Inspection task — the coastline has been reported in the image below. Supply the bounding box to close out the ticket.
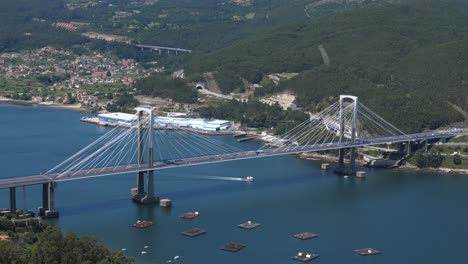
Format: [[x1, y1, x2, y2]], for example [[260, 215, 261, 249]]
[[397, 164, 468, 175], [0, 97, 90, 112], [299, 151, 468, 175], [298, 152, 368, 166]]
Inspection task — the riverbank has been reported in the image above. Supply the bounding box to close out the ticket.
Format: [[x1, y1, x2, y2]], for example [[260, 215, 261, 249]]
[[300, 151, 468, 174], [298, 152, 367, 166], [398, 164, 468, 174], [0, 97, 90, 112]]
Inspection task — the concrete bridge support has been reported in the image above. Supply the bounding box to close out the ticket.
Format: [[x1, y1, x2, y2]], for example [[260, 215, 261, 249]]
[[407, 141, 412, 155], [9, 187, 16, 214], [132, 108, 158, 204], [132, 172, 146, 201], [350, 147, 357, 172], [338, 148, 345, 167], [335, 95, 358, 175], [45, 182, 59, 218], [141, 170, 158, 204], [38, 183, 49, 217]]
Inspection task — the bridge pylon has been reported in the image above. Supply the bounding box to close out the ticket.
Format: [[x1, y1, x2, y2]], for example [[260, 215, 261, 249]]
[[336, 95, 359, 175], [131, 108, 159, 204]]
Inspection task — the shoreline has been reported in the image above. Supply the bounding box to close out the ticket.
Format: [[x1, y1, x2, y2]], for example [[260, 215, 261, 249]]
[[298, 152, 368, 166], [0, 97, 91, 112], [396, 164, 468, 175], [299, 151, 468, 175]]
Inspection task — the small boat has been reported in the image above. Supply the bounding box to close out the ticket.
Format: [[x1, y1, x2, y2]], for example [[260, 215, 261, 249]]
[[244, 176, 254, 182], [97, 121, 108, 126]]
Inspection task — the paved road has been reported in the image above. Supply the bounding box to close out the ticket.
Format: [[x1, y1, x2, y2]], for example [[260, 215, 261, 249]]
[[0, 130, 464, 189]]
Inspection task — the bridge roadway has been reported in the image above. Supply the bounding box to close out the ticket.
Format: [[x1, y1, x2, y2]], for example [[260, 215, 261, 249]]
[[135, 44, 192, 53], [0, 131, 462, 190]]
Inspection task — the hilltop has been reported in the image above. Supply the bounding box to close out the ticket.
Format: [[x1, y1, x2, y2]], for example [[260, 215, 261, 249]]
[[186, 0, 468, 132]]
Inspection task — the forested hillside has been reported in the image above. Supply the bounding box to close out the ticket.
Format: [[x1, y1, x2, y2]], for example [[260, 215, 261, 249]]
[[186, 0, 468, 132], [0, 0, 87, 52]]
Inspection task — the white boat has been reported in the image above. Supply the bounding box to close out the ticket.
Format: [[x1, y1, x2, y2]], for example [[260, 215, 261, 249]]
[[244, 176, 254, 182]]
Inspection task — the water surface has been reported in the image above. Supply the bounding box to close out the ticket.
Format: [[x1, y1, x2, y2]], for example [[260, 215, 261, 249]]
[[1, 103, 467, 264]]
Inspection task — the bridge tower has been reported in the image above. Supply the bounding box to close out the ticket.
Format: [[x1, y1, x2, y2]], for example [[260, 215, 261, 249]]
[[337, 95, 359, 174], [131, 108, 159, 204]]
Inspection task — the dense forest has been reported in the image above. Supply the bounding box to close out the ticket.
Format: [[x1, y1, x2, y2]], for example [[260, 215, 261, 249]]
[[198, 100, 308, 134], [0, 217, 133, 264], [0, 0, 467, 133], [136, 75, 198, 104], [0, 0, 88, 52], [186, 0, 468, 132]]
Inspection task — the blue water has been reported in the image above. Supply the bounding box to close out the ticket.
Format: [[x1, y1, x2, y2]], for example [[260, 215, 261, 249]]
[[1, 103, 468, 264]]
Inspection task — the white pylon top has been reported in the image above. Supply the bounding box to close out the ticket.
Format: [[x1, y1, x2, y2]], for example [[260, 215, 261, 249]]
[[339, 95, 358, 102], [135, 107, 154, 115]]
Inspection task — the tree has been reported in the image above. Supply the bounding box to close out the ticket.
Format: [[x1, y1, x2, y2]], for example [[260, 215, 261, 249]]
[[453, 153, 462, 165]]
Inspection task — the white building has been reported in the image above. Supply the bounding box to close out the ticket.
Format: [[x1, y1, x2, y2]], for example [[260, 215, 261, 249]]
[[97, 112, 231, 131]]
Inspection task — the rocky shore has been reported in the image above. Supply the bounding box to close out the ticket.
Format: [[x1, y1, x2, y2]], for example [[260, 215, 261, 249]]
[[0, 97, 89, 112]]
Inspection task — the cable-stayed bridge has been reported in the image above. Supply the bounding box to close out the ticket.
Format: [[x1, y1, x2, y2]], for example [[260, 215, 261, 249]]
[[0, 95, 465, 218]]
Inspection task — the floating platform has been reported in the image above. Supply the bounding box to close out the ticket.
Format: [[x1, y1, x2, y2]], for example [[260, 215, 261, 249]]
[[238, 221, 260, 229], [237, 136, 257, 142], [132, 220, 154, 229], [292, 252, 319, 262], [182, 228, 206, 237], [293, 232, 318, 240], [160, 198, 172, 208], [321, 163, 330, 170], [356, 171, 366, 178], [233, 133, 247, 138], [180, 211, 200, 219], [354, 248, 381, 256], [222, 242, 246, 252]]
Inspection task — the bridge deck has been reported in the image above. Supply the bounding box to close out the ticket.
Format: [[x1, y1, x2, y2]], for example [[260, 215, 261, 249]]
[[0, 131, 460, 189], [135, 44, 192, 52]]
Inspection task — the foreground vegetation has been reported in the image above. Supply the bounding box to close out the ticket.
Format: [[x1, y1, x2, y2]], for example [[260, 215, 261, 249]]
[[0, 216, 133, 264]]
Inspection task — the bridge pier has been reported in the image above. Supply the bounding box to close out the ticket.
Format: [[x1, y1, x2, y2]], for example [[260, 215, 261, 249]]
[[9, 187, 16, 214], [424, 139, 428, 152], [132, 172, 146, 202], [38, 183, 49, 217], [132, 108, 158, 204], [338, 149, 345, 167], [407, 141, 412, 155], [350, 147, 357, 172], [45, 182, 59, 218], [334, 95, 359, 175], [141, 170, 158, 204]]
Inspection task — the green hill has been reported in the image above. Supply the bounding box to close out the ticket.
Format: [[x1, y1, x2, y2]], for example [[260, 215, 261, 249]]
[[186, 0, 468, 132]]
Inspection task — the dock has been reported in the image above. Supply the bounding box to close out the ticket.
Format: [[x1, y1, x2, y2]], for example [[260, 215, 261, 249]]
[[182, 228, 206, 237], [233, 133, 247, 138], [237, 136, 258, 142], [354, 248, 381, 256], [293, 232, 318, 240], [238, 221, 261, 229], [292, 252, 319, 262], [222, 242, 246, 252], [160, 198, 172, 208]]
